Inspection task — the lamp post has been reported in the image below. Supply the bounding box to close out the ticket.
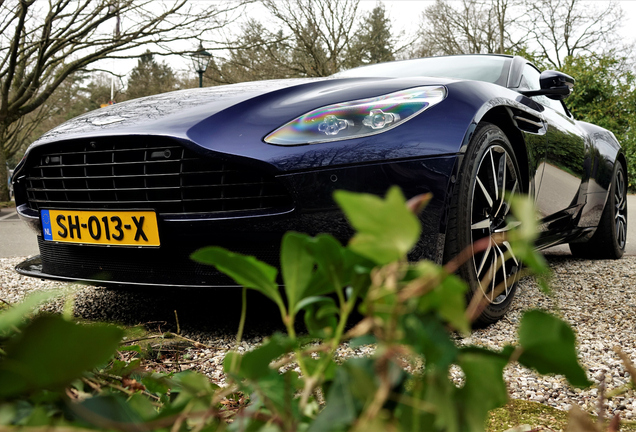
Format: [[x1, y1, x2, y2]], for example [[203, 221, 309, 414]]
[[191, 43, 212, 88]]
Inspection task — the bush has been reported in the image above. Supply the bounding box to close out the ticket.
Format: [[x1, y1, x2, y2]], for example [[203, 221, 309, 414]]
[[0, 187, 590, 431]]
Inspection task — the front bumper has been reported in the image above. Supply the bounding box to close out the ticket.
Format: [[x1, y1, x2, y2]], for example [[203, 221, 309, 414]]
[[15, 155, 458, 287]]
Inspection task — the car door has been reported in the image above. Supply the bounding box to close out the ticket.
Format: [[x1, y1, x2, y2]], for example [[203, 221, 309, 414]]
[[519, 63, 588, 237]]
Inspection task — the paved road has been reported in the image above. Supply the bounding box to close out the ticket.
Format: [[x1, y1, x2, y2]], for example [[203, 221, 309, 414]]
[[0, 207, 38, 258], [1, 196, 636, 258]]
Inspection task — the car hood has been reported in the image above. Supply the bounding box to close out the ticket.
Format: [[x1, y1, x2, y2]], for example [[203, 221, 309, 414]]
[[32, 78, 322, 145], [30, 76, 456, 148]]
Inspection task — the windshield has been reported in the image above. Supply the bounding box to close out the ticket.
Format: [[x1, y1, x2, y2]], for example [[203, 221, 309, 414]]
[[333, 55, 511, 86]]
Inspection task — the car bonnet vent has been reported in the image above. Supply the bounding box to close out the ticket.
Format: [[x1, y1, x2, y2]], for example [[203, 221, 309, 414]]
[[24, 137, 294, 215]]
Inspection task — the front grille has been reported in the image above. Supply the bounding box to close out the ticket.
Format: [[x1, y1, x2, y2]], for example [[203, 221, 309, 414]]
[[25, 137, 293, 215]]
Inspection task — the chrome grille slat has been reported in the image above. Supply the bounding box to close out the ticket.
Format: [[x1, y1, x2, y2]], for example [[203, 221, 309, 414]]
[[37, 145, 183, 156], [25, 138, 293, 215]]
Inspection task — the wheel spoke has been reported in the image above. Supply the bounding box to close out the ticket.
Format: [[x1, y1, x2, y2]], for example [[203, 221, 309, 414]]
[[617, 173, 625, 200], [489, 149, 499, 201], [476, 176, 493, 207], [494, 220, 521, 233], [500, 179, 518, 217], [476, 239, 492, 276], [489, 252, 497, 302], [616, 200, 625, 212], [502, 241, 519, 266], [618, 220, 626, 245], [494, 243, 508, 296], [494, 152, 507, 216], [471, 218, 491, 230]]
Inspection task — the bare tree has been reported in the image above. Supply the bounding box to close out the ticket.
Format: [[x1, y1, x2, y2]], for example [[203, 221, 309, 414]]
[[206, 19, 298, 85], [0, 0, 245, 201], [415, 0, 525, 57], [260, 0, 360, 77], [523, 0, 622, 68]]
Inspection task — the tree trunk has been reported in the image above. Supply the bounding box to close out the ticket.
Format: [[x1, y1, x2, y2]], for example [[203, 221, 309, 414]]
[[0, 149, 9, 202]]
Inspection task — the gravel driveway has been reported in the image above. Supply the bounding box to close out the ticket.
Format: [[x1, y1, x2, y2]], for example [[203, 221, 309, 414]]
[[1, 252, 635, 417]]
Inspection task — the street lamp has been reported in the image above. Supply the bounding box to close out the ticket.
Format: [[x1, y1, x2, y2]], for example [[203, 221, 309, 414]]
[[191, 43, 212, 88]]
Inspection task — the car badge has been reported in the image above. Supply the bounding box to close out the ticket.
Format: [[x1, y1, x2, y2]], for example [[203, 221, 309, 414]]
[[92, 116, 126, 126]]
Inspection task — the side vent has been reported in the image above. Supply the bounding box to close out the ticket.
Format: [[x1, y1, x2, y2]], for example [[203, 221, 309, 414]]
[[511, 109, 546, 135]]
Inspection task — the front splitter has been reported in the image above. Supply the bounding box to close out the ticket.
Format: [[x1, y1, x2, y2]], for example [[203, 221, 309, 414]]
[[14, 255, 242, 289]]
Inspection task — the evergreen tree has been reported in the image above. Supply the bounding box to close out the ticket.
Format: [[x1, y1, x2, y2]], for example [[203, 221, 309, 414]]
[[347, 3, 395, 68], [127, 51, 180, 99]]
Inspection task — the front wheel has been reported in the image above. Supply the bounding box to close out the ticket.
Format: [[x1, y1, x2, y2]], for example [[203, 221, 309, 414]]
[[569, 162, 627, 259], [445, 123, 522, 326]]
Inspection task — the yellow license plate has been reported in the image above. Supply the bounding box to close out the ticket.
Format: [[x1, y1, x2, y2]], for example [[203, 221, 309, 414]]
[[41, 209, 160, 247]]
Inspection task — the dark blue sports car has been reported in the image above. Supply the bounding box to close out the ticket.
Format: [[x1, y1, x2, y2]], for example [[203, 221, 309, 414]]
[[12, 54, 627, 324]]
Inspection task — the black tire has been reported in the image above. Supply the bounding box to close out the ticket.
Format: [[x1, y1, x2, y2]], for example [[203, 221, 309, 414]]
[[569, 162, 627, 259], [445, 123, 523, 326]]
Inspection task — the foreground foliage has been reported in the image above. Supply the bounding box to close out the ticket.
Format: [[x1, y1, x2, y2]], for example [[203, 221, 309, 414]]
[[0, 188, 593, 431]]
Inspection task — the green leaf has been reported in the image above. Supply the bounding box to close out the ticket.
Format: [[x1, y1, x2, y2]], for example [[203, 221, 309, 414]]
[[0, 404, 17, 425], [402, 314, 458, 370], [172, 370, 219, 396], [0, 316, 123, 398], [414, 262, 469, 334], [294, 295, 331, 314], [304, 357, 337, 383], [238, 333, 295, 380], [126, 393, 159, 421], [306, 234, 347, 294], [141, 373, 170, 395], [350, 335, 376, 348], [280, 232, 315, 314], [309, 358, 377, 432], [0, 290, 59, 335], [517, 310, 591, 387], [253, 369, 302, 418], [303, 246, 373, 301], [457, 348, 509, 431], [191, 246, 283, 307], [334, 186, 421, 265], [106, 359, 141, 377], [119, 345, 142, 354], [75, 393, 144, 425], [423, 368, 460, 432], [304, 297, 338, 338], [394, 380, 436, 432], [507, 195, 551, 293]]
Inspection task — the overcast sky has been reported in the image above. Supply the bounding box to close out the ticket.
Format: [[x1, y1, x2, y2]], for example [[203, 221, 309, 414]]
[[374, 0, 636, 40], [104, 0, 636, 83]]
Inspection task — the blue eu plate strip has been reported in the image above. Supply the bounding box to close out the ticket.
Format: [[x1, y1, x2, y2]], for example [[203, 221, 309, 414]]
[[41, 209, 53, 241]]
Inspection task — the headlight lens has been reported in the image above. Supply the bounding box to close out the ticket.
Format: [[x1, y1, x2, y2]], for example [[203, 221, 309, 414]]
[[264, 86, 446, 145]]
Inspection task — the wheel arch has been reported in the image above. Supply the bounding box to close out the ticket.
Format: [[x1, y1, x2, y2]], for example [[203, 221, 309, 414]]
[[475, 106, 531, 194]]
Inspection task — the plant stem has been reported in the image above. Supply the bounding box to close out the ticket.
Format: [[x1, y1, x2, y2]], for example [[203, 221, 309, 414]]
[[236, 287, 247, 345], [300, 295, 356, 409], [174, 310, 181, 335]]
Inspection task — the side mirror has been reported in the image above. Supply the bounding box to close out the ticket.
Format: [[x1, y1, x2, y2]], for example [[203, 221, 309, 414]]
[[518, 70, 575, 100], [540, 70, 574, 100]]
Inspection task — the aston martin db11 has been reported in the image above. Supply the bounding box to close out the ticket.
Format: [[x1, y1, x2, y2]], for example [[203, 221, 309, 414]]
[[12, 54, 627, 323]]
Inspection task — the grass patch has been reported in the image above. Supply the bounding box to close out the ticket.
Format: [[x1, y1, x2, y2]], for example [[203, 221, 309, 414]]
[[488, 399, 636, 432], [123, 324, 151, 342], [488, 400, 569, 432], [0, 200, 15, 208]]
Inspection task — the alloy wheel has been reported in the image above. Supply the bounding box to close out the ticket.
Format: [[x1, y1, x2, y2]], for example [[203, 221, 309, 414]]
[[470, 145, 521, 305], [615, 168, 627, 250]]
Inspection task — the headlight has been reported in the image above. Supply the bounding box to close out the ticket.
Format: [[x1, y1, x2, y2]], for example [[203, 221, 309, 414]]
[[264, 86, 446, 146]]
